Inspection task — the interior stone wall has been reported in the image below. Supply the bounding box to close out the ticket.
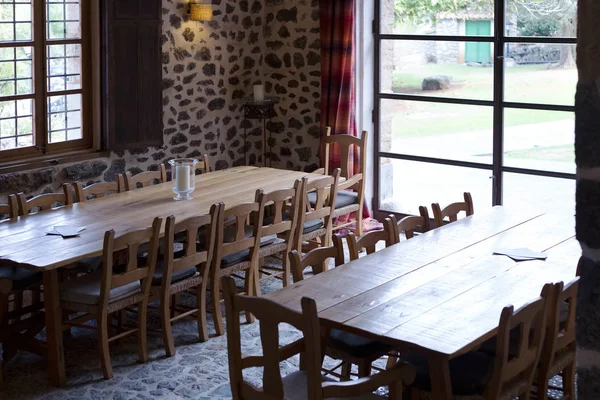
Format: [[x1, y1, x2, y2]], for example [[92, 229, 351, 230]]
[[0, 0, 321, 202]]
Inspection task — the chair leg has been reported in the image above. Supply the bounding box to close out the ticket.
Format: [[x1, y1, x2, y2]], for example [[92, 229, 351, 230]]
[[170, 294, 179, 319], [282, 253, 290, 288], [244, 269, 255, 324], [160, 293, 175, 357], [211, 272, 225, 336], [98, 312, 113, 380], [358, 359, 371, 378], [340, 362, 352, 381], [13, 292, 23, 323], [197, 282, 209, 342], [137, 301, 149, 363], [563, 361, 576, 400], [386, 351, 399, 369], [536, 375, 549, 400], [356, 206, 363, 237], [117, 310, 127, 345]]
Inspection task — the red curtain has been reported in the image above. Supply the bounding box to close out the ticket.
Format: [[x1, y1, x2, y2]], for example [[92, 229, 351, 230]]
[[320, 0, 371, 223]]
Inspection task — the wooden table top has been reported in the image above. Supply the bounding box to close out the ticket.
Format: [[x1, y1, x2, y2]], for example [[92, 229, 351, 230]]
[[0, 167, 321, 271], [266, 206, 579, 358]]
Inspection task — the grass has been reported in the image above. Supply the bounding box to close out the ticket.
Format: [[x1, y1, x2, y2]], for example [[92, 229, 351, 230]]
[[388, 64, 576, 138], [504, 144, 574, 163]]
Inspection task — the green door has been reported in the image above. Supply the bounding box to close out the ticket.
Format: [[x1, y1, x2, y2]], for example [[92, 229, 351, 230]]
[[465, 20, 492, 63]]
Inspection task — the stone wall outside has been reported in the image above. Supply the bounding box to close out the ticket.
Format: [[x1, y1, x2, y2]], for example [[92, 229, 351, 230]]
[[0, 0, 321, 202]]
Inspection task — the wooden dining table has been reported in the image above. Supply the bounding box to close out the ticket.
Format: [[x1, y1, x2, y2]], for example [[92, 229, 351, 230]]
[[0, 166, 324, 387], [266, 206, 579, 399]]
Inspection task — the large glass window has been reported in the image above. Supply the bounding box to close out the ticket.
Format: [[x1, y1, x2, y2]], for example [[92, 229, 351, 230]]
[[0, 0, 90, 160], [375, 0, 576, 214]]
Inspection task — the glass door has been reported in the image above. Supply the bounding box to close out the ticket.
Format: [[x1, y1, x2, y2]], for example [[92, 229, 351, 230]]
[[374, 0, 577, 216]]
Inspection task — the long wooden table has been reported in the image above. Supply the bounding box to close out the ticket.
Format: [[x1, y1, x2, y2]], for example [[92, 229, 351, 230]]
[[266, 206, 579, 399], [0, 166, 323, 387]]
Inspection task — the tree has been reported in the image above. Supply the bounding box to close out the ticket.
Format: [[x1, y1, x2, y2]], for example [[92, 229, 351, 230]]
[[394, 0, 577, 67]]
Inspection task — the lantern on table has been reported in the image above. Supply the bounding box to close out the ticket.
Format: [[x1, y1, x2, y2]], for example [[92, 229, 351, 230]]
[[169, 158, 198, 200]]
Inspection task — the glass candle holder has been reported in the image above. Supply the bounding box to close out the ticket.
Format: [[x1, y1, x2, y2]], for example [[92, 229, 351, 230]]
[[169, 158, 198, 200]]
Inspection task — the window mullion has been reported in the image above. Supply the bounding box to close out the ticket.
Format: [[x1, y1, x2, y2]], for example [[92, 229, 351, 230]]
[[33, 0, 47, 153]]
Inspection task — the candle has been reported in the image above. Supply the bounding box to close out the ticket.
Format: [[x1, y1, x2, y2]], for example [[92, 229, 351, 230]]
[[176, 165, 191, 192], [253, 84, 265, 101]]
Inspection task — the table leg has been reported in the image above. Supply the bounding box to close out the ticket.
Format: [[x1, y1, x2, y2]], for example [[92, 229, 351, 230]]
[[429, 353, 452, 400], [43, 270, 66, 387]]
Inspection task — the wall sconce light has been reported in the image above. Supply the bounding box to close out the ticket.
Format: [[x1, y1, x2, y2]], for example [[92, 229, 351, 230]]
[[189, 1, 213, 21]]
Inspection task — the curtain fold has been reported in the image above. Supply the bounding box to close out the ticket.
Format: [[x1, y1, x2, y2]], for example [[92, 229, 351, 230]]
[[320, 0, 371, 224]]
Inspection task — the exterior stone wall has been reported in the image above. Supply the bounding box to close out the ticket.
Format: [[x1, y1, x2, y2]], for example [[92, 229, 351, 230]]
[[435, 19, 460, 64], [0, 0, 321, 202]]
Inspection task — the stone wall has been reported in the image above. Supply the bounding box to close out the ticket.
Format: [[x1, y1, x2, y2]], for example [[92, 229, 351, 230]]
[[0, 0, 321, 202], [262, 0, 321, 172]]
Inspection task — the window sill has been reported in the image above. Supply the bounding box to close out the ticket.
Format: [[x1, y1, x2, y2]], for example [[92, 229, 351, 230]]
[[0, 149, 110, 175]]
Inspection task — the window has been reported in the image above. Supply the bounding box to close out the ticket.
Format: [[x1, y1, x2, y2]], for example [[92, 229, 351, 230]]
[[0, 0, 92, 162], [374, 0, 577, 214]]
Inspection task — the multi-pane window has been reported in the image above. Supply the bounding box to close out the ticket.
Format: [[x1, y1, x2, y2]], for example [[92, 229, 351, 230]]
[[0, 0, 90, 160]]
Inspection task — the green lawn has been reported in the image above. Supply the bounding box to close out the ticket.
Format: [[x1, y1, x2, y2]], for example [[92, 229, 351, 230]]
[[504, 144, 575, 163], [389, 64, 576, 138]]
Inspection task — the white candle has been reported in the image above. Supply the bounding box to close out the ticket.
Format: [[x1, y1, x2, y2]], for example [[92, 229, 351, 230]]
[[253, 84, 265, 101], [176, 165, 191, 192]]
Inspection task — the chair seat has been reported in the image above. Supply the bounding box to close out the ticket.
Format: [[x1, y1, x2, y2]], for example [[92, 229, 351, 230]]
[[282, 370, 384, 400], [151, 256, 198, 286], [0, 265, 42, 291], [60, 270, 141, 306], [307, 190, 358, 210], [399, 352, 493, 396], [328, 329, 393, 359], [303, 219, 324, 235], [221, 249, 250, 268]]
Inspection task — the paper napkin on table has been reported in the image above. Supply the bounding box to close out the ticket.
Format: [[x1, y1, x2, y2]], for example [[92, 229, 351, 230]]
[[493, 247, 548, 262], [46, 225, 85, 238]]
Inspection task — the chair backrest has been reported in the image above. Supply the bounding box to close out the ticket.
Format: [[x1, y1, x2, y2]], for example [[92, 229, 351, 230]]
[[214, 200, 265, 269], [0, 195, 18, 221], [123, 164, 167, 191], [296, 169, 340, 250], [290, 234, 345, 283], [99, 217, 162, 307], [159, 204, 220, 292], [538, 278, 579, 381], [223, 275, 322, 400], [256, 179, 302, 247], [322, 127, 367, 190], [74, 178, 124, 202], [347, 218, 395, 261], [485, 284, 551, 400], [195, 154, 211, 174], [17, 184, 73, 216], [388, 206, 431, 243], [432, 192, 474, 228]]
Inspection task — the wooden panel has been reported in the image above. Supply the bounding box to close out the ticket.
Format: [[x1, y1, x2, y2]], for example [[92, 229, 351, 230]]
[[104, 0, 162, 150], [0, 168, 327, 270]]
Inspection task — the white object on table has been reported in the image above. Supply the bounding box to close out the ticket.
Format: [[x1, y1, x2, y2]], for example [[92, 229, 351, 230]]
[[253, 84, 265, 101], [175, 165, 191, 192]]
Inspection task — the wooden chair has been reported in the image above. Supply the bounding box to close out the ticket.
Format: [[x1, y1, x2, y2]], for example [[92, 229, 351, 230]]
[[0, 197, 44, 388], [255, 179, 303, 287], [149, 205, 220, 356], [195, 154, 211, 174], [122, 164, 167, 191], [314, 127, 367, 237], [210, 199, 265, 337], [0, 195, 18, 219], [290, 236, 394, 381], [402, 284, 551, 400], [16, 183, 73, 216], [535, 278, 579, 400], [388, 206, 431, 244], [74, 178, 124, 202], [432, 192, 474, 228], [60, 217, 162, 379], [347, 217, 395, 261], [222, 275, 416, 400], [296, 169, 341, 253]]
